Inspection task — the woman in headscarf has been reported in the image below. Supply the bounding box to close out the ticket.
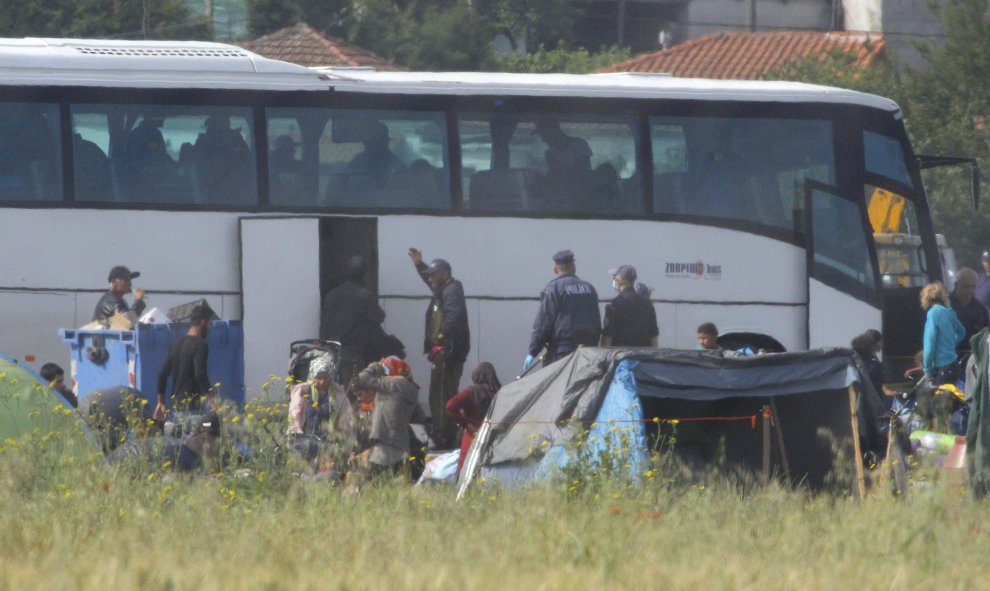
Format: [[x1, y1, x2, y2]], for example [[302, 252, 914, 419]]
[[445, 362, 501, 475], [355, 356, 420, 478], [287, 357, 355, 466]]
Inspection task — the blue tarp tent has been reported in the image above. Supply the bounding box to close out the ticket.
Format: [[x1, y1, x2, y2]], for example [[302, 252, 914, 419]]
[[458, 347, 883, 498]]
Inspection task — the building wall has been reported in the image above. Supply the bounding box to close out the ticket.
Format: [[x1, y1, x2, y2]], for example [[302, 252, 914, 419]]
[[843, 0, 881, 32], [881, 0, 944, 70], [684, 0, 835, 39]]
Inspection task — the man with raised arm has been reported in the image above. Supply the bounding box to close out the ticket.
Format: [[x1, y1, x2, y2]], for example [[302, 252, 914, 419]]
[[408, 247, 469, 450]]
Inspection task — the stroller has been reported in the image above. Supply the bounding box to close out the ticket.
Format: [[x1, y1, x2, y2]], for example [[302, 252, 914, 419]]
[[288, 339, 342, 389]]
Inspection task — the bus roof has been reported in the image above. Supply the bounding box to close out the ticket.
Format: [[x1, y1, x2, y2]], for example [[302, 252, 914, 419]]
[[316, 68, 901, 112], [0, 37, 330, 90], [0, 37, 901, 112]]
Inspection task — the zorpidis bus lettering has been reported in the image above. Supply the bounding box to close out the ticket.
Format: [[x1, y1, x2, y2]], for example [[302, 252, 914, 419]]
[[664, 262, 722, 279]]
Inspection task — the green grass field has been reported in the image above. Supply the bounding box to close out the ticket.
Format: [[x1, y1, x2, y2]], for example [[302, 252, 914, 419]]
[[1, 411, 985, 591]]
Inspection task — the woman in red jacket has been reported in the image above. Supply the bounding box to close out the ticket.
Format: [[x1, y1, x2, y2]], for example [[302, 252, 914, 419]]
[[445, 362, 501, 474]]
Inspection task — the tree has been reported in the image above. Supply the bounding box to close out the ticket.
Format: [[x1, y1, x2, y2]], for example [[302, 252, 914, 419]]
[[473, 0, 582, 53], [247, 0, 300, 38], [496, 44, 631, 74], [762, 43, 906, 104], [903, 0, 990, 269], [297, 0, 353, 38], [69, 0, 209, 39], [0, 0, 71, 38], [0, 0, 208, 39], [345, 0, 493, 71]]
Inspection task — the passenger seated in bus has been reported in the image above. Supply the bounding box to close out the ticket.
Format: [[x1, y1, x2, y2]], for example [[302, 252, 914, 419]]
[[269, 134, 303, 201], [188, 114, 253, 202], [117, 114, 176, 199], [533, 118, 591, 177], [73, 133, 112, 200], [270, 134, 302, 175], [691, 151, 747, 219], [345, 121, 403, 176], [532, 118, 593, 207]]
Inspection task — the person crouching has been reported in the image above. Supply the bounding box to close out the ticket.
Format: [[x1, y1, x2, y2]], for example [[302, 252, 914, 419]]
[[355, 356, 420, 479]]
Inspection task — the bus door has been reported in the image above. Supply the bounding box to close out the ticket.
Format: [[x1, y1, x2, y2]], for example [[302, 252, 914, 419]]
[[803, 180, 882, 348], [239, 216, 378, 396], [240, 216, 322, 396]]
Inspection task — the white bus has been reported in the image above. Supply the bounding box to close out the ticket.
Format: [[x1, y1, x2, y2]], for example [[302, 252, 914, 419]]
[[0, 37, 946, 397]]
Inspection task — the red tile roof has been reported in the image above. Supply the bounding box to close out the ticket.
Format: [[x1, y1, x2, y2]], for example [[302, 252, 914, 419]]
[[598, 31, 884, 79], [241, 22, 404, 71]]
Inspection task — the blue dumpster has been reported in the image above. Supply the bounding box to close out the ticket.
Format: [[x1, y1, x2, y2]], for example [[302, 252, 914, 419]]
[[61, 321, 245, 409]]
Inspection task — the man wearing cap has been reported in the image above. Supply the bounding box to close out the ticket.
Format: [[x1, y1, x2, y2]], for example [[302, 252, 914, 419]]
[[526, 250, 601, 369], [408, 247, 469, 449], [320, 254, 387, 387], [601, 265, 658, 348], [976, 250, 990, 318], [93, 265, 146, 324]]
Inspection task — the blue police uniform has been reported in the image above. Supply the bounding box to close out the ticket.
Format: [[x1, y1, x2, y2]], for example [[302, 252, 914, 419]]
[[529, 273, 601, 364]]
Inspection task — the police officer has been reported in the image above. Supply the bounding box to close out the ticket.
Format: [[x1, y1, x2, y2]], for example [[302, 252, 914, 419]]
[[525, 250, 601, 369], [601, 265, 658, 347]]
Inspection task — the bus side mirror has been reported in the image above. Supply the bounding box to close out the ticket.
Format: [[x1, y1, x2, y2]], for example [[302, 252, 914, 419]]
[[917, 155, 980, 210], [971, 162, 980, 210]]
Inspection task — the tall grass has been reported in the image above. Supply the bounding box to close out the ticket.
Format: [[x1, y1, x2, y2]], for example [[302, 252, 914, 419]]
[[1, 402, 986, 590]]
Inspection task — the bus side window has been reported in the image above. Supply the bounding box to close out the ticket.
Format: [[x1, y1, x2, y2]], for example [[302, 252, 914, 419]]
[[315, 111, 449, 210], [0, 103, 62, 202]]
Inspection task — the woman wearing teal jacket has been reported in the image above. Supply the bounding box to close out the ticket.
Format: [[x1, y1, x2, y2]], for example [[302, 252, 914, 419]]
[[921, 281, 966, 385]]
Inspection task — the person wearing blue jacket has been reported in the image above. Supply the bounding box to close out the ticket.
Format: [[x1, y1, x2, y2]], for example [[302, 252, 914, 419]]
[[526, 250, 601, 368], [921, 281, 966, 385]]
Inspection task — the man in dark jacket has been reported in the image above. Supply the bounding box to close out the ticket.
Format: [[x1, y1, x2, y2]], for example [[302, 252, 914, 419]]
[[154, 304, 213, 420], [526, 250, 601, 369], [320, 255, 387, 387], [951, 267, 989, 355], [601, 264, 658, 347], [408, 247, 469, 449], [93, 265, 146, 324]]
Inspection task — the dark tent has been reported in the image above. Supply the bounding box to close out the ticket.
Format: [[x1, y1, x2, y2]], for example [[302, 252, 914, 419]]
[[457, 347, 884, 498]]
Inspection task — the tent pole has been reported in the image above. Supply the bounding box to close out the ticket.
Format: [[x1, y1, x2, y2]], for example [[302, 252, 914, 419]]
[[761, 405, 771, 484], [848, 385, 867, 500], [770, 397, 791, 484]]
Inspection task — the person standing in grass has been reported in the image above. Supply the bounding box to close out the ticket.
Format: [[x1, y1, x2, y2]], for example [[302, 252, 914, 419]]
[[600, 264, 658, 347], [154, 304, 213, 420], [408, 247, 469, 450], [355, 356, 419, 478], [526, 249, 601, 370], [920, 281, 966, 386], [445, 362, 501, 475]]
